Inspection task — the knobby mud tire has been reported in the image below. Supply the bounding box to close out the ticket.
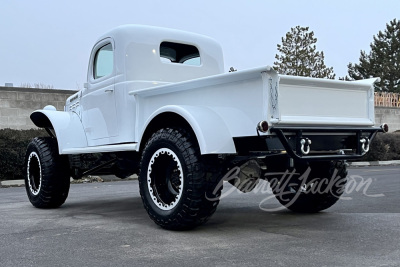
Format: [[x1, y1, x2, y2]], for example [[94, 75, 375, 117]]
[[25, 137, 70, 209], [139, 128, 222, 230], [273, 161, 348, 213]]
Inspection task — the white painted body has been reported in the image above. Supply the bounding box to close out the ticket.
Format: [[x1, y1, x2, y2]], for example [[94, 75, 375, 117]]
[[30, 25, 378, 155]]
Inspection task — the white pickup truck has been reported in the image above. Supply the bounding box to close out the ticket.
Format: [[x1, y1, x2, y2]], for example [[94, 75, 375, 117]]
[[25, 25, 387, 230]]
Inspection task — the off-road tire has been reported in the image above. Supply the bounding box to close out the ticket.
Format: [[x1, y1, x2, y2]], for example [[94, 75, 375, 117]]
[[273, 161, 347, 213], [25, 137, 70, 208], [139, 128, 222, 230]]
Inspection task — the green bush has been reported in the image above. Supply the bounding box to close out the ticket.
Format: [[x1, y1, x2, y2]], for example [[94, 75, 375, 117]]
[[0, 128, 47, 180], [361, 132, 400, 161], [0, 129, 399, 180]]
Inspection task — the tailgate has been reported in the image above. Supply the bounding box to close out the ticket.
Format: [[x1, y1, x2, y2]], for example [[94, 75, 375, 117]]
[[271, 75, 378, 126]]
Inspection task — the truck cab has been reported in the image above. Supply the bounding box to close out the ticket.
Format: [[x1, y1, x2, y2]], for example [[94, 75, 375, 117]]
[[75, 25, 224, 147]]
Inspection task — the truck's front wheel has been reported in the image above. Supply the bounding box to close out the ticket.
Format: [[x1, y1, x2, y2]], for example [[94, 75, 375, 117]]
[[25, 137, 70, 208], [139, 128, 221, 230]]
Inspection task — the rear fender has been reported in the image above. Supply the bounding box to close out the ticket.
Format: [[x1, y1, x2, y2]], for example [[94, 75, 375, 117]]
[[139, 105, 236, 154]]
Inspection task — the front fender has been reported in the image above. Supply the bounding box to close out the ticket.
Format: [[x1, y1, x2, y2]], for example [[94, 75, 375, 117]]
[[139, 105, 236, 154], [31, 109, 87, 154]]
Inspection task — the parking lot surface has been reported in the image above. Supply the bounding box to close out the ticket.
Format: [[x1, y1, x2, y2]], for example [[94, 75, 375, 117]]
[[1, 166, 399, 266]]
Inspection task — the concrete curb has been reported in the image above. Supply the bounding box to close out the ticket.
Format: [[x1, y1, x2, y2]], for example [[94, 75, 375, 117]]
[[1, 175, 138, 188], [1, 180, 25, 187], [1, 161, 399, 188], [349, 160, 400, 167]]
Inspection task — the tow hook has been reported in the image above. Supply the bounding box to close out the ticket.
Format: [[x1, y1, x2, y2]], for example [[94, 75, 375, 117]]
[[300, 138, 312, 155], [360, 137, 370, 154]]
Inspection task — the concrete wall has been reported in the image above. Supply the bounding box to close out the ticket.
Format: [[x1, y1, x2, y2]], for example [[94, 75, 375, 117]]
[[375, 107, 400, 132], [1, 86, 399, 132], [0, 86, 76, 130]]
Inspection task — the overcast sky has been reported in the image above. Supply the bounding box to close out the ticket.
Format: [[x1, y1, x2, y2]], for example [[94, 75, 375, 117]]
[[1, 0, 399, 90]]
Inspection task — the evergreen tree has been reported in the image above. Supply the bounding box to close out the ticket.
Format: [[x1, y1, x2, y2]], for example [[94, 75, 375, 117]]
[[274, 26, 335, 79], [346, 19, 400, 92]]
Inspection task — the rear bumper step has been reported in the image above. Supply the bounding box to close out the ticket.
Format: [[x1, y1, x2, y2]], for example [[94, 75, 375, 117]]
[[269, 125, 386, 161]]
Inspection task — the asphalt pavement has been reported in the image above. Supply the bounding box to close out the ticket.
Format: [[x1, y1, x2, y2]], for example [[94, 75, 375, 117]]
[[1, 166, 399, 266]]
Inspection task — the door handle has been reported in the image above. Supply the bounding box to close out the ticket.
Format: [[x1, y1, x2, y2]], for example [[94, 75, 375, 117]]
[[105, 89, 114, 93]]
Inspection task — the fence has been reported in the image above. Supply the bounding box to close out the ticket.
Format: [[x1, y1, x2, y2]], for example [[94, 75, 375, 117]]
[[374, 92, 400, 108]]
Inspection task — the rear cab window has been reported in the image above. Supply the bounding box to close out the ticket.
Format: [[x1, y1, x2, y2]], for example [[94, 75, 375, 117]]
[[160, 42, 201, 66]]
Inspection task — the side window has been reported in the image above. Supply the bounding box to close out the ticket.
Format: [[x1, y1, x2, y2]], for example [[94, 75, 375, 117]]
[[160, 42, 201, 66], [94, 43, 113, 79]]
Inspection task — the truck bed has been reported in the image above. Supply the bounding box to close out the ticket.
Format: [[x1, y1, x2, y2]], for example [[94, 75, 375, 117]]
[[129, 66, 377, 139]]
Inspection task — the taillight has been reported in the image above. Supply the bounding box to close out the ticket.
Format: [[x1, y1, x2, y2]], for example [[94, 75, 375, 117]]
[[257, 121, 269, 133], [381, 123, 389, 133]]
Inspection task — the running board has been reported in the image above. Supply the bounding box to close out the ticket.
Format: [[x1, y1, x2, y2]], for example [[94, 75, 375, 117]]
[[61, 143, 138, 155]]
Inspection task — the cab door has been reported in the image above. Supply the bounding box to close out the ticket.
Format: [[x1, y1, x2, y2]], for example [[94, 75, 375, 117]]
[[81, 38, 118, 146]]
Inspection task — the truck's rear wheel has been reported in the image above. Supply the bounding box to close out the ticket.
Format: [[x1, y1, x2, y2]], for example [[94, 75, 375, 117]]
[[272, 161, 347, 212], [25, 137, 70, 208], [139, 128, 221, 230]]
